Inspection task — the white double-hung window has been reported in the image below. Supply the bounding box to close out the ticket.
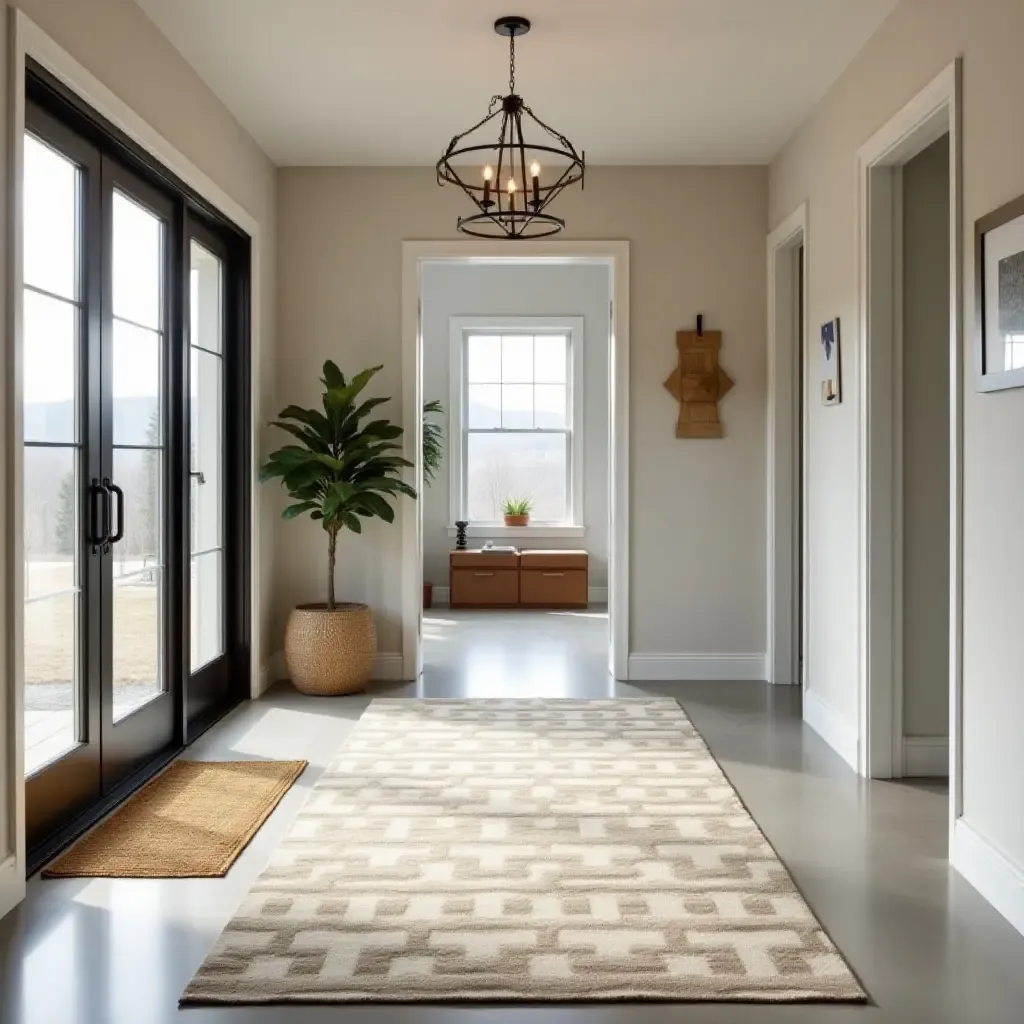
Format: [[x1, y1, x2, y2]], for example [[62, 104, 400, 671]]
[[448, 316, 584, 534]]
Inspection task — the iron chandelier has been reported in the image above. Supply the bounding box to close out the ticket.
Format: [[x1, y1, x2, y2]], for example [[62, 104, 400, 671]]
[[436, 16, 585, 239]]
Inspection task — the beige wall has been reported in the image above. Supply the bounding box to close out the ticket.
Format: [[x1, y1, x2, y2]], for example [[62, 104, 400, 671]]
[[902, 135, 951, 742], [275, 166, 768, 661], [0, 0, 276, 916], [770, 0, 1024, 874]]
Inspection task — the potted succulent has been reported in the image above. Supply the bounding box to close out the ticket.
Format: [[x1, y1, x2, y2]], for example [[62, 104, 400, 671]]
[[261, 361, 416, 695], [422, 399, 445, 610], [502, 496, 534, 528]]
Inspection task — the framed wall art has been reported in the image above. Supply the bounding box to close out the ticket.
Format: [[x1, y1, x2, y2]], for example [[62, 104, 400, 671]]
[[820, 317, 841, 405], [976, 192, 1024, 392]]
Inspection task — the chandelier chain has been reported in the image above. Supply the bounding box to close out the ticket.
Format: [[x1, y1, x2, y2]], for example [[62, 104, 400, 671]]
[[508, 32, 516, 93]]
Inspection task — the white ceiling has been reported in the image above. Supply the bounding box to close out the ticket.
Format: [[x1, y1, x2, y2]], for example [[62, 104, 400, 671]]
[[133, 0, 898, 166]]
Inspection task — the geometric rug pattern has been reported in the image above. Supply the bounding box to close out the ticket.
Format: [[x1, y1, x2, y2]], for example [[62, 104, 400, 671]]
[[182, 699, 865, 1003]]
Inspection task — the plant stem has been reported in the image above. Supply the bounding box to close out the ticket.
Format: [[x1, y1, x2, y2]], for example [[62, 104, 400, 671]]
[[327, 527, 337, 611]]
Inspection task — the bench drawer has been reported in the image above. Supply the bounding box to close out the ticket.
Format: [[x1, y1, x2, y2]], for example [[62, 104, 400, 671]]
[[450, 567, 520, 607], [520, 568, 588, 607]]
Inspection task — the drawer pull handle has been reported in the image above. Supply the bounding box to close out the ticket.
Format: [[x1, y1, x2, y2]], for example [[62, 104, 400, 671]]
[[474, 572, 495, 577], [542, 572, 566, 577]]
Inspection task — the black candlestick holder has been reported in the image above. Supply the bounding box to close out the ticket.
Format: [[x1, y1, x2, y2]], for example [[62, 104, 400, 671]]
[[454, 520, 469, 550]]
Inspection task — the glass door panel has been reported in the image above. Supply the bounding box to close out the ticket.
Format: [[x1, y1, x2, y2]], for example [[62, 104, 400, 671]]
[[98, 159, 176, 788], [109, 188, 166, 722], [22, 135, 84, 777], [189, 240, 225, 672], [111, 447, 163, 719]]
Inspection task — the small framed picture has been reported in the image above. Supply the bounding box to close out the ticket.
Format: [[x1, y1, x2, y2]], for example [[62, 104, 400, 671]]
[[976, 193, 1024, 392], [820, 318, 841, 406]]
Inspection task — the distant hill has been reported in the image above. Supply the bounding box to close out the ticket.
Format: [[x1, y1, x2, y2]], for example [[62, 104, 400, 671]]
[[25, 396, 159, 445]]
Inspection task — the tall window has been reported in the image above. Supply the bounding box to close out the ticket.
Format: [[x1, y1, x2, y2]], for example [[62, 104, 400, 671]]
[[450, 318, 583, 529]]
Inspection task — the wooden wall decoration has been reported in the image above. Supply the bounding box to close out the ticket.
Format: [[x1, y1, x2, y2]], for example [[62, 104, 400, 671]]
[[663, 314, 735, 438]]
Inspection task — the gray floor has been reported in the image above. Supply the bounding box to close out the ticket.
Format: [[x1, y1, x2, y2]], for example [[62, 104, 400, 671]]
[[2, 608, 1024, 1022]]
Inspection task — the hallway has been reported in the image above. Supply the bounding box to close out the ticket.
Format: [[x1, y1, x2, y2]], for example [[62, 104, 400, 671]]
[[2, 675, 1023, 1022], [422, 606, 610, 694]]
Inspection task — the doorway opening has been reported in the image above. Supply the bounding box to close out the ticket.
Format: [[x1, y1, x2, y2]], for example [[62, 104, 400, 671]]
[[401, 244, 630, 689], [766, 204, 808, 691], [855, 63, 961, 806]]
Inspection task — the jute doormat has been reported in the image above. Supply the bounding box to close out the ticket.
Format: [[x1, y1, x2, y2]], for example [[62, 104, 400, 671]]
[[44, 759, 307, 878], [182, 700, 866, 1004]]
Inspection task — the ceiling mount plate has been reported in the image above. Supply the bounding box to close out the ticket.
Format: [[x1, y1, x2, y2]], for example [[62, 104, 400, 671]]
[[494, 16, 531, 38]]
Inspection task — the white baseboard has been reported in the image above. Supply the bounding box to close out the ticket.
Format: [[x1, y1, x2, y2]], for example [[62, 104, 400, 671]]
[[428, 586, 607, 608], [627, 653, 767, 682], [902, 736, 949, 777], [0, 854, 25, 921], [803, 689, 859, 772], [259, 651, 286, 694], [372, 653, 405, 681], [953, 818, 1024, 940]]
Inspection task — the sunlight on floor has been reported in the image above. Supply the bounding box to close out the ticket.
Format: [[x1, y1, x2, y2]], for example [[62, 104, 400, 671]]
[[226, 706, 361, 759]]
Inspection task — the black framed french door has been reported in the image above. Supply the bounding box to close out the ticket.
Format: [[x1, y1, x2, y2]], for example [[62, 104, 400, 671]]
[[96, 156, 179, 785], [23, 66, 251, 865]]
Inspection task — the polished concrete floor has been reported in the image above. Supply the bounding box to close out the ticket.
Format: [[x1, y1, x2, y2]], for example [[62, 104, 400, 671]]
[[2, 610, 1024, 1022]]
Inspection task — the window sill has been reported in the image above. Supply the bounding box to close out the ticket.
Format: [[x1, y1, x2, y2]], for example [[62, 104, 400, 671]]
[[446, 524, 587, 539]]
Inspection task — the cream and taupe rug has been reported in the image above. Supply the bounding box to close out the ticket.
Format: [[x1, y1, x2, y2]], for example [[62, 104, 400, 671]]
[[182, 699, 864, 1004]]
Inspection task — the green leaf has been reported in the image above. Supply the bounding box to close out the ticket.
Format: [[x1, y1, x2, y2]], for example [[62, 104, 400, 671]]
[[348, 396, 391, 423], [311, 453, 344, 472], [282, 501, 319, 520], [321, 360, 346, 389], [341, 512, 362, 533], [353, 491, 395, 522], [277, 405, 332, 439], [361, 420, 404, 442], [269, 420, 330, 453]]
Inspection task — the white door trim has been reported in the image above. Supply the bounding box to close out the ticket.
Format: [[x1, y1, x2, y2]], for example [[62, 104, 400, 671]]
[[854, 60, 962, 847], [3, 9, 266, 919], [400, 241, 630, 681], [766, 203, 808, 687]]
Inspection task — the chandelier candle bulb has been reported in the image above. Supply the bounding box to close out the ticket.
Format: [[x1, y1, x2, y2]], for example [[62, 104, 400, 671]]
[[482, 164, 493, 206], [530, 161, 541, 205]]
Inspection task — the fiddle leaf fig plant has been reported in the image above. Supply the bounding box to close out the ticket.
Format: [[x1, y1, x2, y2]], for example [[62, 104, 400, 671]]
[[260, 361, 416, 610]]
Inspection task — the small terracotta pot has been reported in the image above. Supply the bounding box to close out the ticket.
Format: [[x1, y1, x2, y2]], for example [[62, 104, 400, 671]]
[[283, 603, 375, 696], [504, 514, 530, 527], [423, 582, 433, 610]]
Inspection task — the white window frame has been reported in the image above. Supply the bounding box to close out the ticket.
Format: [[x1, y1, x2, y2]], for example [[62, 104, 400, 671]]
[[447, 315, 585, 538]]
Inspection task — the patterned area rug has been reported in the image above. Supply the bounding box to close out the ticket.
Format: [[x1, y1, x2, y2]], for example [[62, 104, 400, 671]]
[[182, 699, 865, 1004]]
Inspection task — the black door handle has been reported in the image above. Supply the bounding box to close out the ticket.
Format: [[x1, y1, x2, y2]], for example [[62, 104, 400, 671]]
[[89, 478, 111, 552], [105, 478, 125, 545]]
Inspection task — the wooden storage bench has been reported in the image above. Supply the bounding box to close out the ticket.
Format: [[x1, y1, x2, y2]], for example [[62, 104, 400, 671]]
[[449, 549, 520, 608], [519, 550, 589, 608]]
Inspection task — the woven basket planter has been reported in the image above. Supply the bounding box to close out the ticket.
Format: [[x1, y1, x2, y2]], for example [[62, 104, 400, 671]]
[[283, 603, 376, 696]]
